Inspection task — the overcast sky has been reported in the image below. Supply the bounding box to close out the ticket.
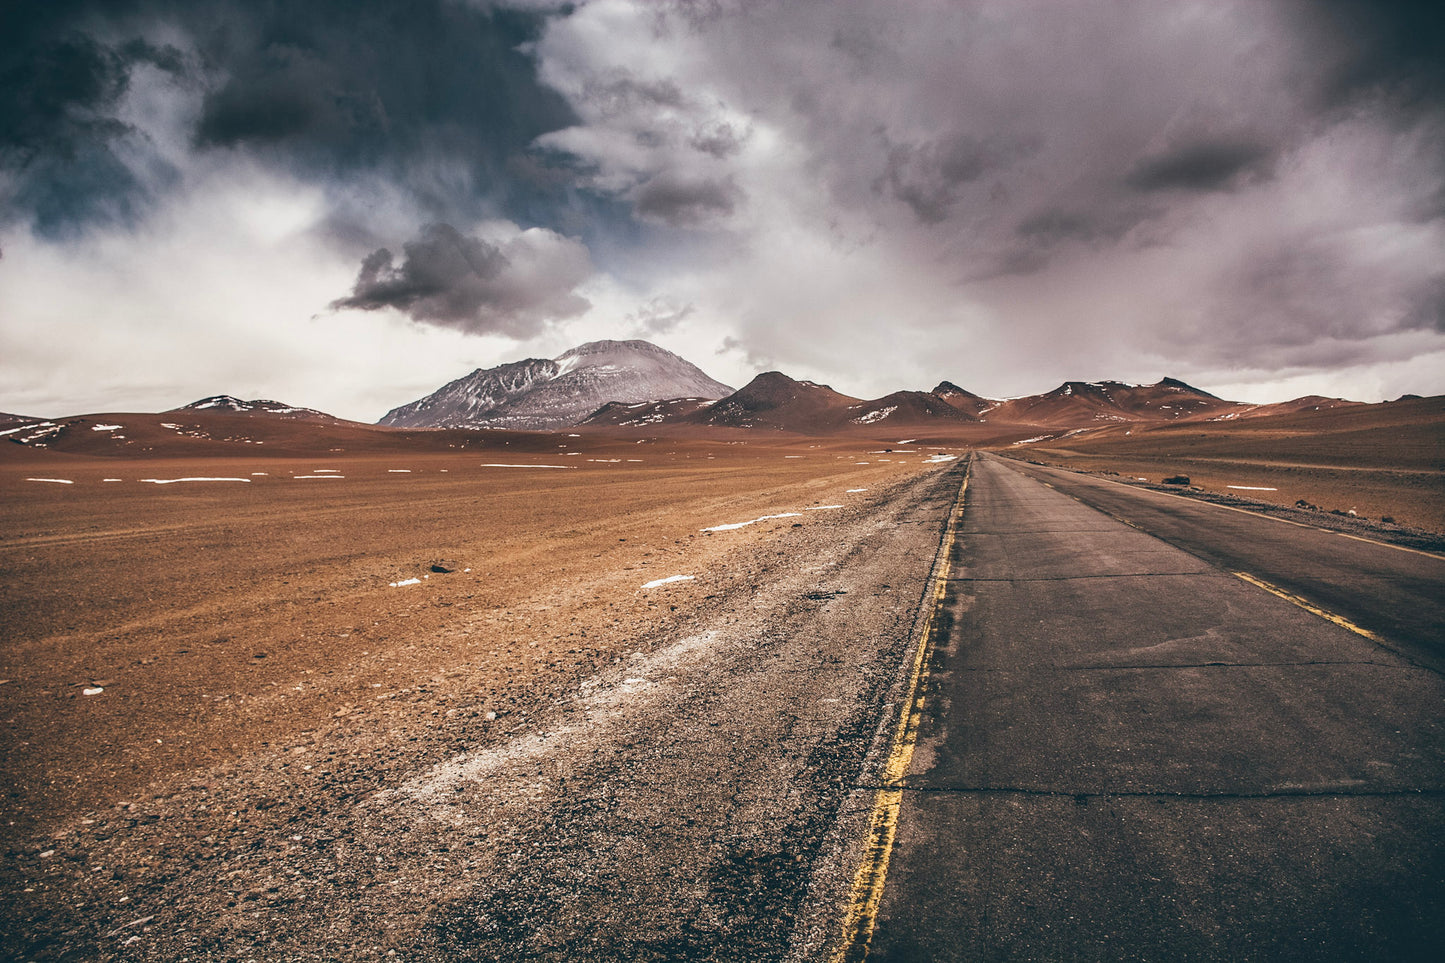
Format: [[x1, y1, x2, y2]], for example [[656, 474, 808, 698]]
[[2, 0, 1442, 420]]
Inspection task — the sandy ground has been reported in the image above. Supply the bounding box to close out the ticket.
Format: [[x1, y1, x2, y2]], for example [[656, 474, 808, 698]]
[[0, 437, 960, 959], [1016, 403, 1444, 534]]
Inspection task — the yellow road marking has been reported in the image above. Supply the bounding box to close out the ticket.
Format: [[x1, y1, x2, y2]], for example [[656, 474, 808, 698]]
[[1232, 571, 1388, 644], [832, 459, 970, 962]]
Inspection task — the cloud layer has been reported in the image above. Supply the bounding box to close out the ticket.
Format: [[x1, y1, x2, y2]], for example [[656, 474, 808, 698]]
[[2, 0, 1443, 419]]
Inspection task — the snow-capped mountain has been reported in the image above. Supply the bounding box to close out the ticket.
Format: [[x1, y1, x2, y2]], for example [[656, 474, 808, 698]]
[[169, 396, 336, 420], [378, 340, 734, 430]]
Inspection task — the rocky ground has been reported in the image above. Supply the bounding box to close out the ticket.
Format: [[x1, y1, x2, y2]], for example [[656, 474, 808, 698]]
[[1, 441, 965, 960]]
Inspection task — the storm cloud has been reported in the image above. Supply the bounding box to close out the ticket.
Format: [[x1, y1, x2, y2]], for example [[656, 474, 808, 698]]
[[3, 0, 1445, 420], [0, 0, 577, 237], [331, 223, 594, 337]]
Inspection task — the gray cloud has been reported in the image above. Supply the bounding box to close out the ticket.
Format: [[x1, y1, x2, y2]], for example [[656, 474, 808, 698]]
[[880, 133, 1038, 224], [0, 19, 187, 237], [633, 172, 740, 227], [331, 223, 593, 337], [1125, 140, 1274, 193], [626, 296, 696, 335], [0, 1, 580, 237]]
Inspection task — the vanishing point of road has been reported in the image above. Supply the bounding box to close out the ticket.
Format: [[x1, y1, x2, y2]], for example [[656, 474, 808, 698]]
[[860, 453, 1445, 961]]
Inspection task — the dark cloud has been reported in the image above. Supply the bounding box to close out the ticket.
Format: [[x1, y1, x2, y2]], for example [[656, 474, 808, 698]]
[[1308, 0, 1445, 110], [0, 7, 187, 236], [0, 0, 578, 235], [880, 133, 1037, 224], [689, 120, 748, 159], [633, 172, 739, 227], [1124, 140, 1274, 193], [330, 222, 593, 337]]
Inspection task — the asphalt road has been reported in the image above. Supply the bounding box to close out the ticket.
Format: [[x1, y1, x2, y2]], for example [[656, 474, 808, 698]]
[[868, 453, 1445, 961]]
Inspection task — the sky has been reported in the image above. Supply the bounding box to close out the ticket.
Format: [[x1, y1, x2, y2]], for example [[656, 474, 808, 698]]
[[2, 0, 1443, 421]]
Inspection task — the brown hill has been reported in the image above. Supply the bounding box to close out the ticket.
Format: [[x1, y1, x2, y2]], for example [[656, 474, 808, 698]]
[[841, 390, 980, 429], [689, 372, 862, 431], [931, 381, 992, 418], [984, 378, 1237, 426], [580, 397, 717, 428], [169, 395, 339, 421]]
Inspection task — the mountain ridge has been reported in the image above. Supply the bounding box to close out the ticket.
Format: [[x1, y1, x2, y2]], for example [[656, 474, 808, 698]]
[[379, 339, 734, 431]]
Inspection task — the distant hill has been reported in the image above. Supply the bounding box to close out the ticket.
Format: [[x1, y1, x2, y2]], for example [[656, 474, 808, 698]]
[[379, 339, 734, 431], [689, 372, 861, 431], [931, 381, 992, 418], [982, 378, 1236, 426], [169, 395, 337, 420]]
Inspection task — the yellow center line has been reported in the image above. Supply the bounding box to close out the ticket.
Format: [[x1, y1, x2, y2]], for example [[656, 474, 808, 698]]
[[832, 457, 970, 962], [1231, 571, 1388, 644]]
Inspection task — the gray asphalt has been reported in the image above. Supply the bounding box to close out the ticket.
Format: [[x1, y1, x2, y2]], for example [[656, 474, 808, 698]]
[[870, 453, 1445, 962]]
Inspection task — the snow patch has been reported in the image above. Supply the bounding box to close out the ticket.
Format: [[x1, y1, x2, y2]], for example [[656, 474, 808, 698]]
[[806, 505, 843, 511], [390, 578, 422, 587], [480, 463, 575, 469], [293, 475, 345, 480], [27, 477, 74, 484], [642, 574, 695, 589], [847, 488, 868, 493], [91, 424, 123, 431], [702, 512, 803, 532], [141, 477, 251, 484], [854, 406, 897, 424], [1227, 485, 1279, 491]]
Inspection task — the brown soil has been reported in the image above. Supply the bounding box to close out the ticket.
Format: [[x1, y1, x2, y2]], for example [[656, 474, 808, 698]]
[[0, 436, 947, 850], [1014, 395, 1445, 533]]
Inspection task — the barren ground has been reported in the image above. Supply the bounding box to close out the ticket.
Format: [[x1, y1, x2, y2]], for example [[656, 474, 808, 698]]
[[1, 436, 958, 959]]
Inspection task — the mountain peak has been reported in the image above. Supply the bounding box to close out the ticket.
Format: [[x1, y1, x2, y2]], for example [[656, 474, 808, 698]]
[[379, 339, 733, 430], [170, 396, 334, 419]]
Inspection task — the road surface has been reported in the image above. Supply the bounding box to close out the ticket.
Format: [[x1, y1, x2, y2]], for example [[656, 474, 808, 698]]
[[868, 453, 1445, 961]]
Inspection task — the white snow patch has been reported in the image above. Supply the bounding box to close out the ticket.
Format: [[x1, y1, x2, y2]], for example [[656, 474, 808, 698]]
[[896, 439, 917, 444], [847, 488, 868, 493], [293, 475, 345, 480], [310, 469, 342, 473], [1011, 435, 1053, 446], [91, 424, 123, 431], [923, 454, 958, 464], [807, 505, 843, 511], [390, 578, 422, 587], [854, 406, 897, 424], [160, 423, 182, 430], [642, 574, 695, 589], [387, 469, 412, 473], [480, 463, 574, 469], [1227, 485, 1279, 491], [702, 512, 803, 532], [83, 687, 104, 696], [27, 477, 74, 484], [103, 478, 122, 482], [141, 477, 251, 484]]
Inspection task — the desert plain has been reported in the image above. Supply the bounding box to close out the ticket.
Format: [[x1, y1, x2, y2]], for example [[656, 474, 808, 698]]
[[1, 403, 1442, 960]]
